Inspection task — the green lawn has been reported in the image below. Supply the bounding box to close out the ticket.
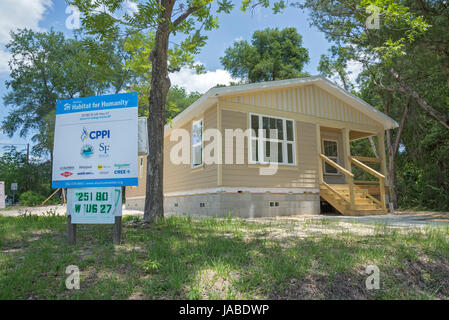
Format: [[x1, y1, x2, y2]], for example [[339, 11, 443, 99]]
[[1, 213, 448, 299]]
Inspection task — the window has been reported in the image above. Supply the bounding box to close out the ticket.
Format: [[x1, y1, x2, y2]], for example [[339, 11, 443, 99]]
[[192, 119, 203, 168], [249, 113, 295, 165], [322, 139, 339, 174], [139, 157, 144, 177]]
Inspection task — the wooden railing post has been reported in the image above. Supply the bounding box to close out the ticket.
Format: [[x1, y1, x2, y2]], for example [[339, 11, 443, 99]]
[[379, 178, 386, 210], [316, 124, 323, 184], [348, 176, 355, 208]]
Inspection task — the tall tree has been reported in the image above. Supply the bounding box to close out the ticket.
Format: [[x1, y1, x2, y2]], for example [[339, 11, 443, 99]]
[[300, 0, 449, 209], [71, 0, 256, 223], [220, 27, 310, 83]]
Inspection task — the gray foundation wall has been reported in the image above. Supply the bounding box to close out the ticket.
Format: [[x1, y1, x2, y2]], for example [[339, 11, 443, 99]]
[[126, 192, 320, 218]]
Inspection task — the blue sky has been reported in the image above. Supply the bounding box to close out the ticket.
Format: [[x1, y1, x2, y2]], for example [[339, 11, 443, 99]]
[[0, 0, 332, 153]]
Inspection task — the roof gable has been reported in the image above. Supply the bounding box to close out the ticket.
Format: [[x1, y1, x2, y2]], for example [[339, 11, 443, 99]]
[[164, 76, 398, 136]]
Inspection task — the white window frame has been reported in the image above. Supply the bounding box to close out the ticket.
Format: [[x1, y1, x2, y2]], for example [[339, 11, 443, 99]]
[[191, 119, 203, 168], [139, 157, 144, 177], [248, 113, 296, 166], [322, 139, 340, 175]]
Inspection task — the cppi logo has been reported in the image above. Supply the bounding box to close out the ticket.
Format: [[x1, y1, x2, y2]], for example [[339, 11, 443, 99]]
[[60, 171, 73, 177], [81, 127, 111, 142]]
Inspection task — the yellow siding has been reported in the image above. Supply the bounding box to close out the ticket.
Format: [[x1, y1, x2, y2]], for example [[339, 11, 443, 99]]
[[223, 85, 376, 127], [221, 109, 319, 189], [163, 106, 218, 193], [126, 155, 147, 198]]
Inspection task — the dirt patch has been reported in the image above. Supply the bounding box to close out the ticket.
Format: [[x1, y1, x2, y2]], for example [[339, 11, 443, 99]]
[[390, 255, 449, 299], [271, 270, 372, 300]]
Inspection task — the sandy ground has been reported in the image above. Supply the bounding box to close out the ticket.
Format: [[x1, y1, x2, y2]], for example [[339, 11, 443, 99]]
[[0, 204, 143, 217], [1, 204, 448, 227]]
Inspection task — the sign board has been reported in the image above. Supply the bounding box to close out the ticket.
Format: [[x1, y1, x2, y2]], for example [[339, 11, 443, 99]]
[[52, 92, 138, 188], [11, 183, 17, 191], [0, 181, 5, 209], [67, 187, 122, 224]]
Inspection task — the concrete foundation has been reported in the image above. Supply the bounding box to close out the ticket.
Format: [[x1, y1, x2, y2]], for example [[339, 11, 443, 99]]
[[126, 191, 320, 218]]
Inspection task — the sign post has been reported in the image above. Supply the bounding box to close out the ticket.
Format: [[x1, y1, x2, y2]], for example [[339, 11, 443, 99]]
[[0, 181, 5, 209], [11, 183, 17, 204], [52, 92, 138, 244]]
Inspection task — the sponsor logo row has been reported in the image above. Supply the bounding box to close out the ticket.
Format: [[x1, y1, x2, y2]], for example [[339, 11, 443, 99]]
[[59, 163, 131, 178]]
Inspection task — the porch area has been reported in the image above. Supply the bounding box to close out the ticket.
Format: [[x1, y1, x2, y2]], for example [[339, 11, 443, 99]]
[[317, 126, 389, 216]]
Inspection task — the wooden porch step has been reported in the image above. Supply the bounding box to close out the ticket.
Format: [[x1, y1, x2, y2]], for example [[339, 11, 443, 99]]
[[320, 183, 386, 216]]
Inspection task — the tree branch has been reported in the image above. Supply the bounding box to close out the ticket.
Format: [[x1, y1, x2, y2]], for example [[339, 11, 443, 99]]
[[390, 69, 449, 130], [171, 6, 202, 28]]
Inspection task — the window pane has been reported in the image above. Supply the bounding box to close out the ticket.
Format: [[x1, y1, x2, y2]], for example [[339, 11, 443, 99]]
[[265, 140, 270, 160], [192, 121, 202, 145], [264, 141, 282, 163], [262, 117, 269, 138], [251, 139, 258, 162], [193, 145, 202, 166], [278, 142, 283, 163], [286, 120, 294, 141], [251, 115, 259, 137], [287, 143, 293, 164], [323, 140, 338, 157], [262, 116, 283, 139], [277, 119, 283, 140]]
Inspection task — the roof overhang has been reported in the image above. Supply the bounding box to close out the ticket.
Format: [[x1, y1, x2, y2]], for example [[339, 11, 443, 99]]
[[164, 75, 398, 137]]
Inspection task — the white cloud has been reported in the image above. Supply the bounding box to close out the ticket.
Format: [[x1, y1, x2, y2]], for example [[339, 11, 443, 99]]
[[346, 59, 363, 86], [124, 0, 138, 14], [328, 59, 364, 91], [169, 66, 240, 93], [0, 0, 52, 73]]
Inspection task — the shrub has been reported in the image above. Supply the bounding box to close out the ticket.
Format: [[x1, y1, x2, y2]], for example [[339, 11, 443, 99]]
[[19, 191, 46, 206]]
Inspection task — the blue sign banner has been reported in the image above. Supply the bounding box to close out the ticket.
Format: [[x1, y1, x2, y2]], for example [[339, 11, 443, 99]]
[[56, 92, 138, 115]]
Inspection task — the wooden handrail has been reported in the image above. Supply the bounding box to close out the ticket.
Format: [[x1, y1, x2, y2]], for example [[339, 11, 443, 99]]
[[350, 157, 385, 179], [321, 182, 350, 204], [351, 156, 381, 163], [320, 154, 354, 177], [350, 156, 386, 210]]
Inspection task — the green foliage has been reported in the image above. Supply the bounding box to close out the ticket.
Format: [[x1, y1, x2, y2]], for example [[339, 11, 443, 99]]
[[2, 29, 133, 158], [0, 147, 53, 204], [304, 1, 449, 211], [19, 191, 46, 207], [220, 27, 310, 82]]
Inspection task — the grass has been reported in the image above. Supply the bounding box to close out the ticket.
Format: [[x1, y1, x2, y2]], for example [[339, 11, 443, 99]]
[[0, 213, 448, 300]]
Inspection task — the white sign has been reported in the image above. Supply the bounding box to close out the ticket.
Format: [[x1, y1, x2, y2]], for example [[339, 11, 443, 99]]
[[67, 187, 122, 224], [0, 182, 5, 209], [11, 183, 17, 191], [52, 92, 138, 188]]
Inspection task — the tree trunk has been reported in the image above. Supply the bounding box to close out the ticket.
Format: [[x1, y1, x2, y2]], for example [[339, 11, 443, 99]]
[[386, 130, 398, 208], [143, 1, 174, 222], [385, 97, 409, 209]]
